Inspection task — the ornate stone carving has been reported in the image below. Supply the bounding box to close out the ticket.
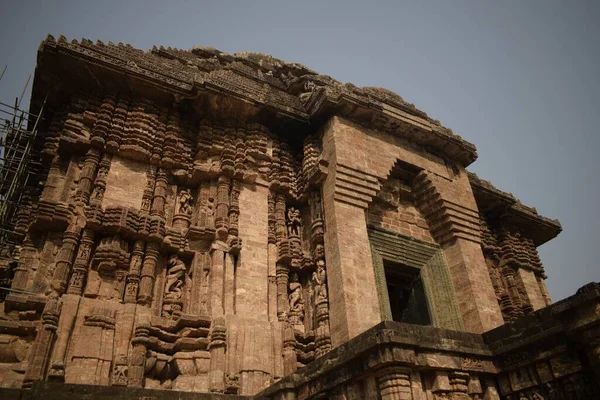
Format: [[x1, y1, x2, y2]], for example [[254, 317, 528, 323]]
[[288, 272, 304, 327], [164, 254, 187, 300], [286, 207, 302, 237]]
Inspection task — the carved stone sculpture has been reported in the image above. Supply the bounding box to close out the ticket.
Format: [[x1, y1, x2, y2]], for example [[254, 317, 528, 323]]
[[176, 188, 193, 216], [312, 260, 327, 302], [286, 207, 302, 237], [164, 254, 186, 300]]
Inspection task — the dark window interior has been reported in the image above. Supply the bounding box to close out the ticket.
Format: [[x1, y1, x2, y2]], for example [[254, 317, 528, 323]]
[[384, 261, 431, 325]]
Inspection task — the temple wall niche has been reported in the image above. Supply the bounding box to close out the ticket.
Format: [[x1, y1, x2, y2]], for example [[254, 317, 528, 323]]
[[103, 156, 147, 210]]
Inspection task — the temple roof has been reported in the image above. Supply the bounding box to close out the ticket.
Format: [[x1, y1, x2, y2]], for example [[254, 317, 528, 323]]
[[29, 35, 561, 244], [31, 35, 477, 165], [468, 172, 562, 245]]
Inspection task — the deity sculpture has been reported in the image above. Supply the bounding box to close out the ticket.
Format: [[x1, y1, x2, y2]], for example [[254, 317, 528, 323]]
[[312, 260, 327, 302], [286, 207, 302, 237], [176, 188, 193, 215], [164, 254, 187, 300]]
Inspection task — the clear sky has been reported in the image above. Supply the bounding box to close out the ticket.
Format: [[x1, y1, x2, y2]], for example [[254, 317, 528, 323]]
[[1, 1, 598, 301]]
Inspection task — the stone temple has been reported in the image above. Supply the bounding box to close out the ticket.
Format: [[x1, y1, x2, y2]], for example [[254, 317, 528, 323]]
[[0, 36, 598, 400]]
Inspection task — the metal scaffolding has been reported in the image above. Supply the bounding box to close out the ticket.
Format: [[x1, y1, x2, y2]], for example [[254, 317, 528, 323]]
[[0, 67, 46, 269]]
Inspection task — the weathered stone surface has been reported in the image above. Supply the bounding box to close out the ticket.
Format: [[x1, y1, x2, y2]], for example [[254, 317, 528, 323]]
[[0, 36, 589, 400]]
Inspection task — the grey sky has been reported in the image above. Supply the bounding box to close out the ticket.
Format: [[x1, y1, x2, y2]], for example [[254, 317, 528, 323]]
[[1, 1, 598, 301]]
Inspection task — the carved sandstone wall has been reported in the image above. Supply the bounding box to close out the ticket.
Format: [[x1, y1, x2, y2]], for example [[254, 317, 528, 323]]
[[0, 36, 571, 399]]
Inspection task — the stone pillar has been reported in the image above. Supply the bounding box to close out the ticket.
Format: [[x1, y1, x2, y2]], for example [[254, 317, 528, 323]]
[[128, 324, 150, 388], [67, 228, 94, 295], [10, 234, 36, 291], [215, 176, 230, 240], [124, 240, 144, 304], [151, 168, 168, 218], [51, 225, 81, 296], [23, 296, 61, 387], [210, 242, 227, 317], [209, 317, 227, 392], [276, 264, 290, 322], [40, 156, 62, 201], [48, 295, 80, 380], [75, 148, 101, 204], [137, 242, 159, 306], [377, 366, 412, 400]]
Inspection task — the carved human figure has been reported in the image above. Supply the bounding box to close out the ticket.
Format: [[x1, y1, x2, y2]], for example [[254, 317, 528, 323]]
[[312, 260, 328, 302], [288, 272, 303, 311], [92, 186, 104, 201], [176, 188, 193, 215], [164, 254, 187, 300], [130, 254, 142, 272], [286, 207, 302, 237], [77, 243, 91, 261], [311, 191, 323, 221], [141, 197, 151, 212]]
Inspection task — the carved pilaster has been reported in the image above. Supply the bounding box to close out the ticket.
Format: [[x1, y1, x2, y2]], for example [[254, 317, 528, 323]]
[[141, 166, 157, 213], [228, 181, 241, 237], [106, 97, 128, 153], [23, 295, 62, 387], [151, 168, 168, 218], [209, 317, 227, 393], [75, 148, 101, 205], [215, 176, 231, 239], [128, 324, 150, 388], [90, 94, 115, 148], [137, 242, 159, 306], [48, 295, 80, 381], [282, 324, 297, 377], [51, 224, 81, 296], [377, 366, 412, 400], [275, 194, 287, 243], [67, 228, 94, 295], [11, 234, 35, 291], [268, 191, 276, 244], [124, 240, 144, 304], [276, 264, 290, 322], [89, 153, 111, 207]]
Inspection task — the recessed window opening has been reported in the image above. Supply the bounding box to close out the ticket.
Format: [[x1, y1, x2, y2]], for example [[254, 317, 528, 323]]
[[384, 260, 431, 326]]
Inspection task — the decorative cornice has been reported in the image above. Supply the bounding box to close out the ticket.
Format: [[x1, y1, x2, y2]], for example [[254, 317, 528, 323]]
[[468, 172, 562, 246]]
